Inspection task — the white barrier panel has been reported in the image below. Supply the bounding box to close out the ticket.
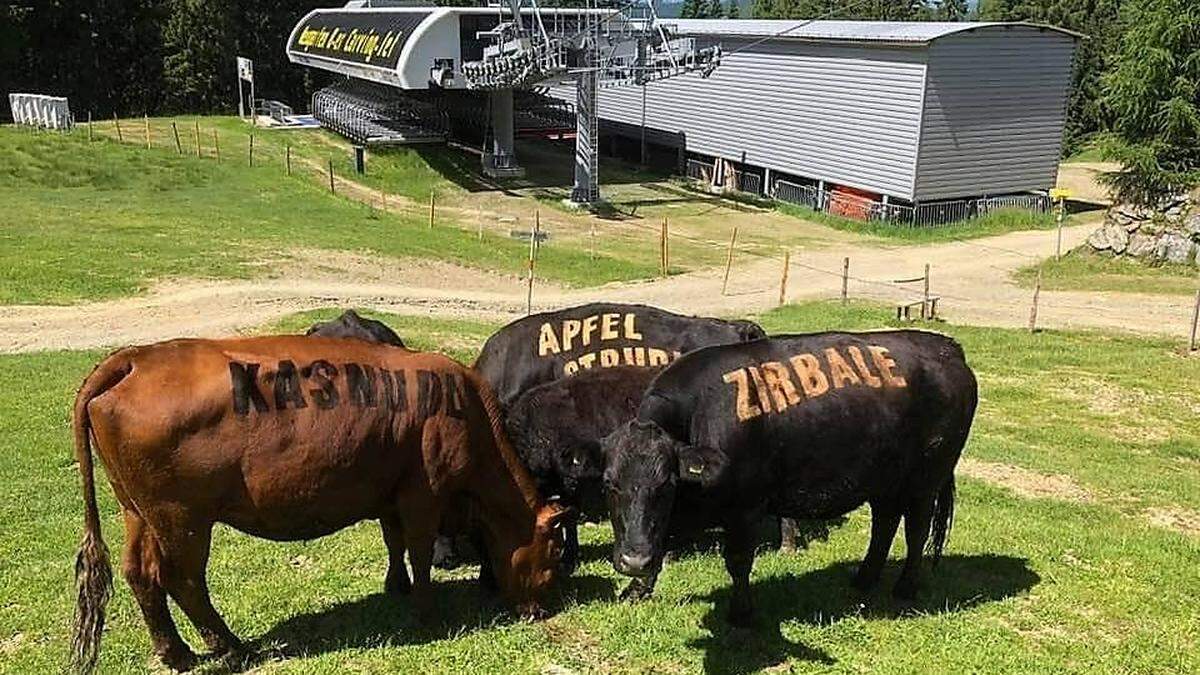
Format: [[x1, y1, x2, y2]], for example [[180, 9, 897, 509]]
[[6, 93, 72, 129]]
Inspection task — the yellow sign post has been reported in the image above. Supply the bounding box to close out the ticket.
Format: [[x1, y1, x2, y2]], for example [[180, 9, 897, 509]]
[[1050, 187, 1071, 260]]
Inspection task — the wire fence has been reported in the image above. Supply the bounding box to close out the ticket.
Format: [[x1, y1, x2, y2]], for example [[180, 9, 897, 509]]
[[74, 114, 1200, 350], [770, 179, 1051, 227]]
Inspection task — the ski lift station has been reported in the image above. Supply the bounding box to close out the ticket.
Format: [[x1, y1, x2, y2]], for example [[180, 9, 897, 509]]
[[287, 3, 1080, 220]]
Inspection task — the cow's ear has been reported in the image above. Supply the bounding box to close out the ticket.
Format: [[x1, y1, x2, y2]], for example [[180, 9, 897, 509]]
[[676, 444, 728, 487], [541, 501, 578, 530]]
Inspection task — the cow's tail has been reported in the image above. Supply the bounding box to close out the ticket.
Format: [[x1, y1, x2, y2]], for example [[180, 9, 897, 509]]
[[70, 352, 131, 674], [926, 476, 955, 567]]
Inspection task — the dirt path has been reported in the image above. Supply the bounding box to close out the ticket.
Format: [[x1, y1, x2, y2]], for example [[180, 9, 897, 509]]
[[3, 221, 1196, 354]]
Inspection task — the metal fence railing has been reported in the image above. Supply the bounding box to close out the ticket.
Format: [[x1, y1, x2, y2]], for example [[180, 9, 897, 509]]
[[686, 159, 764, 196], [771, 179, 1050, 227]]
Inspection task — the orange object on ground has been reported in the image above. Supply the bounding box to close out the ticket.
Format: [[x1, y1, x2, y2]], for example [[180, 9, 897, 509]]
[[827, 185, 879, 221]]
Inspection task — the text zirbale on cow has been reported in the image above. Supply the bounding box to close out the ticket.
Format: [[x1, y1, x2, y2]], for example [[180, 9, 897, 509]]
[[603, 330, 978, 624]]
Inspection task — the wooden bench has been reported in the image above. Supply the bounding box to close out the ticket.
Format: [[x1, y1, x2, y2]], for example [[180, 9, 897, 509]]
[[896, 297, 940, 321]]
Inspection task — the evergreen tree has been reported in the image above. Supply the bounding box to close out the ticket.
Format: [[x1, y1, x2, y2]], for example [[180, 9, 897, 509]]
[[727, 0, 742, 17], [938, 0, 968, 20], [1098, 0, 1200, 204], [680, 0, 701, 18]]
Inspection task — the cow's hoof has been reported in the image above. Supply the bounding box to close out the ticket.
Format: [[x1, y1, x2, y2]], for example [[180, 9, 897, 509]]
[[158, 645, 198, 672], [619, 581, 653, 602], [892, 578, 920, 601], [217, 644, 253, 671], [850, 569, 879, 592], [385, 573, 412, 596]]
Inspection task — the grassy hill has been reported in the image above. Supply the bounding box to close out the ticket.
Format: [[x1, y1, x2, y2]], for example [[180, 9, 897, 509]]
[[0, 123, 659, 304]]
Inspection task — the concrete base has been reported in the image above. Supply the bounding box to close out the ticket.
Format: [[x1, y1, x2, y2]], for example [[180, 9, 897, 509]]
[[482, 153, 525, 179], [483, 164, 525, 179]]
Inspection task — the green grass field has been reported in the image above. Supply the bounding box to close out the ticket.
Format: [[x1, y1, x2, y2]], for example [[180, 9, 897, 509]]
[[1015, 247, 1200, 295], [1, 302, 1196, 673], [0, 125, 662, 304]]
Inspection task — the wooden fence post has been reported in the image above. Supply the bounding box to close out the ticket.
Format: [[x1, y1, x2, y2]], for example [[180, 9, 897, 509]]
[[722, 226, 738, 295], [212, 130, 220, 162], [1028, 269, 1042, 333], [478, 206, 484, 241], [662, 218, 672, 276], [527, 211, 540, 315], [327, 158, 335, 194], [171, 122, 182, 154], [923, 263, 931, 319], [112, 113, 122, 142], [87, 111, 93, 141], [285, 146, 292, 176], [194, 121, 201, 158], [589, 221, 596, 260], [248, 134, 254, 167], [779, 250, 791, 306], [663, 217, 670, 275], [428, 192, 436, 228], [841, 256, 850, 305], [1055, 199, 1065, 261], [144, 115, 151, 149], [1190, 289, 1200, 352]]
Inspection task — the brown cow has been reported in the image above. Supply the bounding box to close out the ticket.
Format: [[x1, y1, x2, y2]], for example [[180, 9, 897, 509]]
[[69, 336, 571, 674]]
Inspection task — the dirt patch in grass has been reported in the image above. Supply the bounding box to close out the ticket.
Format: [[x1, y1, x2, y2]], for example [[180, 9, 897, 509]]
[[962, 459, 1199, 538], [0, 632, 25, 657], [1143, 506, 1200, 537], [541, 621, 613, 675], [959, 458, 1095, 503], [269, 247, 531, 293]]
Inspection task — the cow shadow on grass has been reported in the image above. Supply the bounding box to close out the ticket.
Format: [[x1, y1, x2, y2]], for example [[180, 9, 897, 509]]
[[221, 573, 617, 672], [691, 554, 1039, 674], [575, 516, 849, 570]]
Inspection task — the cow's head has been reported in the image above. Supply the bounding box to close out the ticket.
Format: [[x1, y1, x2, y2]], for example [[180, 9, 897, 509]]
[[506, 501, 576, 616], [602, 420, 727, 578], [553, 437, 606, 507], [506, 411, 606, 509]]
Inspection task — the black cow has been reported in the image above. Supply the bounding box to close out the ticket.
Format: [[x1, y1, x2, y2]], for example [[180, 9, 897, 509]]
[[603, 330, 977, 624], [306, 309, 406, 348], [474, 302, 765, 410], [434, 303, 765, 571], [505, 366, 661, 572], [505, 366, 831, 582]]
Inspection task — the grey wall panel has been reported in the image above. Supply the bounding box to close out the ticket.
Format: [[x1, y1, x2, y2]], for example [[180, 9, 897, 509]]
[[581, 39, 929, 200], [913, 26, 1076, 200]]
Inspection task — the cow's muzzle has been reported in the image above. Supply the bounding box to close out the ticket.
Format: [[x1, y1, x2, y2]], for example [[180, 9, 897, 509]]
[[615, 551, 653, 577]]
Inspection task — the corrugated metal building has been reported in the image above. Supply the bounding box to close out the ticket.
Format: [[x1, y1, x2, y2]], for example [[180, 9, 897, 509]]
[[563, 20, 1080, 206]]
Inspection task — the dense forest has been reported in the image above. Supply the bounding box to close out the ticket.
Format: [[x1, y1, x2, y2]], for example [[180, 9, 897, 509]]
[[2, 1, 1123, 155], [0, 1, 330, 122]]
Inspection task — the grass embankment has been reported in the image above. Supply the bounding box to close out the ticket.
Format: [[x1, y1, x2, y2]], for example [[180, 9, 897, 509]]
[[2, 303, 1196, 673], [0, 124, 659, 304], [11, 117, 864, 302], [777, 202, 1060, 243], [1015, 248, 1200, 295]]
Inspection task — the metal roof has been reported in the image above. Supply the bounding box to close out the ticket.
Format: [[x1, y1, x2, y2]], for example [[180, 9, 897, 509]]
[[663, 20, 1082, 44]]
